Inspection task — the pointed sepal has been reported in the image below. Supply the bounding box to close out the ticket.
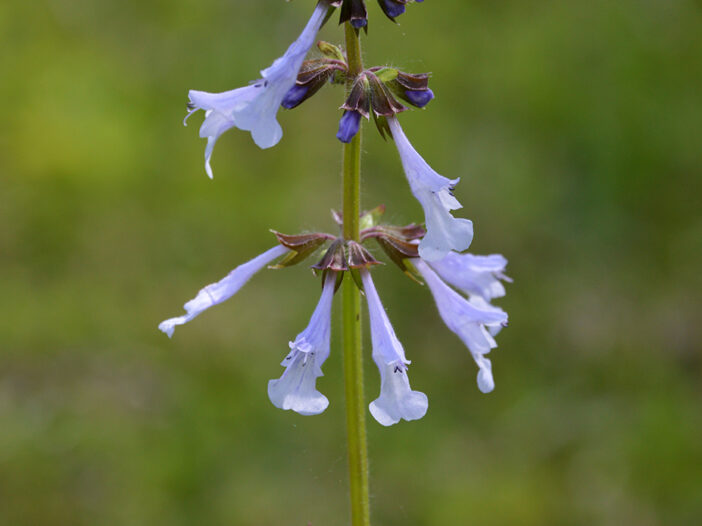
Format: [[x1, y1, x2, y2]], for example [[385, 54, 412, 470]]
[[312, 239, 349, 272], [346, 240, 382, 269], [270, 230, 333, 269]]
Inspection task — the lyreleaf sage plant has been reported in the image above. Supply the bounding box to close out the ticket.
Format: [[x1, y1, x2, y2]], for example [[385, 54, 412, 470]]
[[161, 2, 509, 524], [185, 1, 329, 178]]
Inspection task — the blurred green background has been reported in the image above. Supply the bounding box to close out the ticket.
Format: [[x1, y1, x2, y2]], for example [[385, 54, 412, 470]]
[[2, 0, 702, 524]]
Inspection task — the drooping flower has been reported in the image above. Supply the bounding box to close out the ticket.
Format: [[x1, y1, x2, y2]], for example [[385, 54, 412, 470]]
[[387, 116, 474, 262], [268, 272, 337, 415], [185, 1, 330, 178], [360, 269, 428, 426], [413, 258, 508, 394], [428, 252, 512, 301], [158, 245, 289, 337]]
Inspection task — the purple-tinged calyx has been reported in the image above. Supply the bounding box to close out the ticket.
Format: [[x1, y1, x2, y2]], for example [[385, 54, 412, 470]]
[[337, 0, 368, 29], [282, 49, 349, 110], [270, 230, 336, 269], [312, 238, 381, 271], [337, 69, 408, 142], [383, 70, 434, 109]]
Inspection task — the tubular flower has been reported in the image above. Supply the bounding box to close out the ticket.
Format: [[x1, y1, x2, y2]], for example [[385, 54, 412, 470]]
[[158, 245, 289, 337], [185, 1, 330, 178], [413, 258, 508, 394], [361, 269, 428, 426], [387, 116, 474, 262], [268, 272, 337, 416], [428, 252, 512, 301]]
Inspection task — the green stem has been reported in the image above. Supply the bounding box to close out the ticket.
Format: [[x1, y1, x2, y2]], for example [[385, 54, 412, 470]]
[[342, 22, 370, 526]]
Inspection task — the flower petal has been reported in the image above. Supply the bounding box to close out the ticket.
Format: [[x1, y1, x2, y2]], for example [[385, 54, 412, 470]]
[[158, 245, 289, 337], [414, 259, 508, 392], [429, 252, 509, 301], [361, 269, 428, 425], [267, 272, 336, 416], [369, 360, 428, 426], [267, 351, 330, 416], [415, 188, 474, 262], [185, 3, 328, 172], [387, 117, 473, 261], [360, 269, 408, 367]]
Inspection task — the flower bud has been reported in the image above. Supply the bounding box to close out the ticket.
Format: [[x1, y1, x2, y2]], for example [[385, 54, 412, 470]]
[[282, 56, 349, 110], [281, 84, 309, 109], [331, 0, 424, 27], [337, 70, 407, 143], [387, 71, 434, 108], [378, 0, 406, 19], [403, 88, 434, 108], [337, 110, 363, 143], [339, 0, 368, 29]]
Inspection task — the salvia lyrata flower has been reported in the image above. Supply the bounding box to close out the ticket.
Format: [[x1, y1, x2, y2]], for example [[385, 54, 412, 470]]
[[268, 271, 337, 415], [387, 116, 474, 262], [361, 268, 428, 426], [184, 1, 329, 178], [158, 245, 289, 338], [413, 258, 509, 394]]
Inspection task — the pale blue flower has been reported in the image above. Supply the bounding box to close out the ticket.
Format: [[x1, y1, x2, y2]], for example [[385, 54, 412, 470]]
[[361, 269, 428, 426], [185, 2, 329, 178], [268, 272, 337, 416], [428, 252, 511, 301], [387, 116, 474, 262], [414, 258, 508, 394], [158, 245, 289, 337]]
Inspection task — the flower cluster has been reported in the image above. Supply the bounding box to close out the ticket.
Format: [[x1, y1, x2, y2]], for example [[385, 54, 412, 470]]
[[160, 208, 510, 425], [164, 0, 510, 426]]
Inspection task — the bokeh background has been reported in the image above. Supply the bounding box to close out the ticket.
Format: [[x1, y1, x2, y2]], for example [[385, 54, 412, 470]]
[[2, 0, 701, 524]]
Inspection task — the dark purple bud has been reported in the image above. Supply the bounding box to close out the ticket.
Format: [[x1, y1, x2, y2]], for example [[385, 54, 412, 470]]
[[281, 84, 309, 109], [337, 111, 362, 143], [351, 17, 367, 28], [404, 88, 434, 108], [379, 0, 406, 18]]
